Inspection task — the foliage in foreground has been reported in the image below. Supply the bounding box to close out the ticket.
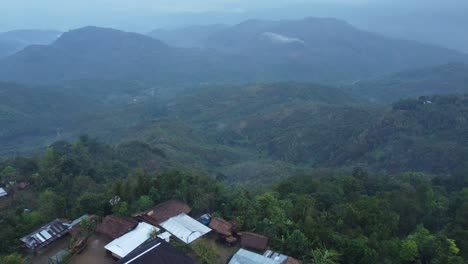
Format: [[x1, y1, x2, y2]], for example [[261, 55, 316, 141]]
[[0, 138, 467, 263]]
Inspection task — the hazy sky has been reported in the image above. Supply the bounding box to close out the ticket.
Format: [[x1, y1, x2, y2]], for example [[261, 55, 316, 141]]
[[0, 0, 368, 15], [0, 0, 467, 51], [0, 0, 404, 31], [0, 0, 464, 31]]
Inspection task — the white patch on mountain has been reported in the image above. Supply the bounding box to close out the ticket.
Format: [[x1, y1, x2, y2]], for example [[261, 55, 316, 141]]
[[262, 32, 306, 45]]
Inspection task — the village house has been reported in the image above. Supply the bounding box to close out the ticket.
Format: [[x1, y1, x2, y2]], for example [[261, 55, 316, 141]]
[[229, 249, 300, 264], [116, 238, 195, 264], [135, 199, 191, 226], [208, 217, 237, 245], [134, 200, 211, 244], [20, 219, 70, 251], [159, 213, 211, 244], [104, 222, 158, 259], [238, 232, 269, 252], [20, 215, 90, 255], [96, 215, 138, 240]]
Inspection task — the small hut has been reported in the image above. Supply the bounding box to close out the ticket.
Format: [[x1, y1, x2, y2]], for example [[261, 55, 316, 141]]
[[96, 215, 138, 240], [135, 200, 191, 226], [238, 232, 269, 252], [208, 217, 237, 245]]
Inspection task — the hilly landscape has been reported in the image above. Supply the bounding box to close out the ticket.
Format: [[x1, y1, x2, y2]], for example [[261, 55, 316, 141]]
[[148, 24, 228, 48], [348, 63, 468, 103], [112, 85, 468, 177], [1, 18, 467, 86], [1, 12, 468, 264], [2, 81, 468, 181], [148, 17, 468, 83], [0, 29, 61, 58]]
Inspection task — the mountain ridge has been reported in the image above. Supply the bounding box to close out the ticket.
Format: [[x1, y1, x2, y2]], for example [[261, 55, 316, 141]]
[[0, 29, 61, 58], [1, 18, 467, 86]]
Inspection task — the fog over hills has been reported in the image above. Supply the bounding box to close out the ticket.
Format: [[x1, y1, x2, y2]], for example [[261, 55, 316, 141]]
[[148, 24, 228, 48], [2, 0, 468, 262], [0, 29, 61, 58], [347, 63, 468, 103], [0, 18, 466, 86], [2, 0, 467, 52]]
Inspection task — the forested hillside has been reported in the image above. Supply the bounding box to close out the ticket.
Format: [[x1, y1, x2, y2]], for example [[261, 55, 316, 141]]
[[117, 85, 468, 176], [1, 138, 467, 263], [2, 18, 467, 86], [0, 17, 467, 264], [348, 63, 468, 103], [2, 82, 468, 181], [0, 80, 168, 156], [0, 82, 97, 155], [339, 95, 468, 173]]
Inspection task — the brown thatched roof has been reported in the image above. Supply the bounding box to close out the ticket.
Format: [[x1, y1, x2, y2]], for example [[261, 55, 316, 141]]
[[238, 232, 269, 252], [209, 217, 233, 236], [136, 200, 191, 226], [96, 215, 138, 239]]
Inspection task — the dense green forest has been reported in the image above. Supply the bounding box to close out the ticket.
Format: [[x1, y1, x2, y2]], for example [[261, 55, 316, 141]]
[[65, 90, 468, 179], [1, 137, 467, 263], [348, 63, 468, 103], [2, 80, 468, 181], [1, 16, 468, 264]]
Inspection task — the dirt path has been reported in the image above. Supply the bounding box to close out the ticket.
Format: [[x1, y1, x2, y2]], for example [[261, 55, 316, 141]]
[[69, 235, 114, 264]]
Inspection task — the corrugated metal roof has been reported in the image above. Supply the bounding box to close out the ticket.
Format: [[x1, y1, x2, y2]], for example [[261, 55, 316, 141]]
[[116, 238, 194, 264], [105, 222, 159, 259], [70, 214, 89, 227], [157, 231, 171, 242], [229, 249, 286, 264], [20, 219, 70, 250], [160, 213, 211, 244], [263, 250, 288, 263], [0, 188, 7, 197]]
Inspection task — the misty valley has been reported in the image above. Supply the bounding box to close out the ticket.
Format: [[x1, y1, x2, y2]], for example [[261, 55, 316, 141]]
[[1, 15, 468, 264]]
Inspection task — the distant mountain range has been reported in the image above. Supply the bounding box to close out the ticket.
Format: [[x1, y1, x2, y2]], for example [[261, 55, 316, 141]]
[[0, 29, 61, 58], [1, 17, 468, 179], [148, 17, 468, 80], [347, 63, 468, 103], [148, 24, 228, 48], [0, 39, 19, 58], [0, 18, 467, 86]]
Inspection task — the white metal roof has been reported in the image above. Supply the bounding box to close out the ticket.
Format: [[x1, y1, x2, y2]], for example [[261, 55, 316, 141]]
[[160, 213, 211, 244], [105, 222, 159, 259], [229, 249, 284, 264], [0, 188, 7, 197], [20, 219, 69, 250], [157, 231, 171, 242], [40, 230, 52, 240]]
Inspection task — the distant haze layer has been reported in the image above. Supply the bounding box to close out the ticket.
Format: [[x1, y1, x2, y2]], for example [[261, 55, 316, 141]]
[[0, 0, 467, 52]]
